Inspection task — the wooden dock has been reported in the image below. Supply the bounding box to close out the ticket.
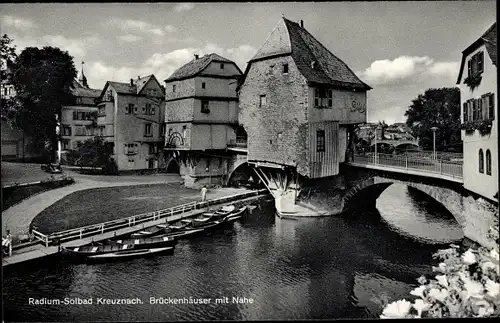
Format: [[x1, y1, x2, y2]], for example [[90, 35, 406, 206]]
[[2, 192, 267, 267]]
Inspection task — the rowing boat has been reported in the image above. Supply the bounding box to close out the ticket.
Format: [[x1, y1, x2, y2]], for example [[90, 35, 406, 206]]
[[130, 226, 166, 238], [61, 243, 133, 257], [162, 228, 205, 239], [87, 246, 174, 261], [112, 235, 176, 250]]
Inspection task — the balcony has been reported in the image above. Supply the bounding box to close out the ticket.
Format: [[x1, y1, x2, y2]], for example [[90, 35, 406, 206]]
[[228, 139, 248, 148]]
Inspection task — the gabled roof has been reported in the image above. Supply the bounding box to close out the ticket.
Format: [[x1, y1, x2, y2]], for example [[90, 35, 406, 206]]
[[98, 74, 164, 99], [71, 79, 100, 98], [165, 53, 242, 82], [456, 22, 496, 84], [244, 18, 371, 91]]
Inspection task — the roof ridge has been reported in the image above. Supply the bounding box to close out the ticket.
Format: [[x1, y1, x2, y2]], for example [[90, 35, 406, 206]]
[[294, 22, 369, 87]]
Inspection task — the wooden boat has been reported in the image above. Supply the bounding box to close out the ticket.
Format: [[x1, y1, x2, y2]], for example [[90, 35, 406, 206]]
[[61, 243, 134, 257], [156, 222, 189, 232], [222, 206, 248, 221], [162, 228, 205, 239], [215, 204, 236, 216], [130, 226, 166, 238], [112, 235, 176, 250], [87, 246, 174, 261]]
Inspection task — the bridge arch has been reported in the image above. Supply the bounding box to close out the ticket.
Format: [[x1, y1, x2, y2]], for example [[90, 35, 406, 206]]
[[394, 142, 419, 151], [227, 160, 255, 186], [342, 176, 468, 230], [165, 157, 180, 174]]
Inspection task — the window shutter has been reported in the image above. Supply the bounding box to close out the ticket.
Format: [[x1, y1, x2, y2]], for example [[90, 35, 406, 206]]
[[478, 98, 483, 120], [463, 102, 468, 122], [489, 93, 495, 120], [467, 60, 472, 77], [478, 52, 484, 73]]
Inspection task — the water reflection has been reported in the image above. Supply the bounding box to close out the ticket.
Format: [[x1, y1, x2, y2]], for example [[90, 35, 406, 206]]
[[3, 186, 465, 321]]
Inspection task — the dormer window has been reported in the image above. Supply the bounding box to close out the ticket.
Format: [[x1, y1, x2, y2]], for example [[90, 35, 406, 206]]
[[283, 63, 289, 74], [220, 63, 225, 69], [468, 51, 484, 76]]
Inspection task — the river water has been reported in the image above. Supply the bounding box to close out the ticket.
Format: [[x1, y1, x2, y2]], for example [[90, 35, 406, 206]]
[[3, 183, 464, 321]]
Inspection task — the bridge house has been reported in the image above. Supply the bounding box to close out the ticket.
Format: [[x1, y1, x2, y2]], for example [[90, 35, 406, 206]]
[[238, 17, 371, 214], [457, 22, 498, 202], [95, 75, 166, 171], [163, 53, 243, 187]]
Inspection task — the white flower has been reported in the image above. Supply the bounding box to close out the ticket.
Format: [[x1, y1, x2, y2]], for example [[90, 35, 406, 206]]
[[489, 249, 499, 262], [380, 300, 412, 319], [480, 260, 497, 273], [477, 305, 494, 317], [435, 275, 449, 288], [484, 279, 500, 298], [412, 299, 430, 317], [463, 279, 484, 300], [428, 288, 449, 303], [462, 249, 477, 265], [432, 262, 447, 273], [410, 285, 426, 298]]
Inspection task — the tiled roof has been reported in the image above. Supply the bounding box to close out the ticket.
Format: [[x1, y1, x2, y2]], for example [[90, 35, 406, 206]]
[[482, 22, 497, 66], [165, 53, 236, 82], [248, 18, 371, 90], [108, 81, 137, 94], [456, 22, 496, 84], [71, 80, 100, 98]]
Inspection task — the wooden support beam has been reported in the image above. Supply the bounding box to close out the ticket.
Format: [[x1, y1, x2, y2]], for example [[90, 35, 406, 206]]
[[253, 167, 275, 198]]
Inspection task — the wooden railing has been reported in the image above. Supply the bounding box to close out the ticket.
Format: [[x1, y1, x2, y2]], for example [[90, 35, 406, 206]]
[[351, 153, 463, 179], [40, 189, 267, 246], [32, 229, 50, 248]]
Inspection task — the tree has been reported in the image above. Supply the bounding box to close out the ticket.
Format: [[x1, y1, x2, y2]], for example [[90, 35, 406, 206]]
[[75, 136, 117, 174], [405, 88, 462, 151], [1, 34, 17, 119], [9, 46, 77, 160]]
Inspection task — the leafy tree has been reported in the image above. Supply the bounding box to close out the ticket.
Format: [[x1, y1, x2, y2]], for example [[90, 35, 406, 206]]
[[75, 136, 117, 174], [1, 34, 17, 119], [405, 88, 462, 151], [9, 46, 77, 159]]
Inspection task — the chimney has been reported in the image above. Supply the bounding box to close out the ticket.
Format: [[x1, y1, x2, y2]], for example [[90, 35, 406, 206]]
[[138, 76, 140, 79], [130, 78, 134, 86], [300, 20, 304, 28], [194, 54, 199, 60]]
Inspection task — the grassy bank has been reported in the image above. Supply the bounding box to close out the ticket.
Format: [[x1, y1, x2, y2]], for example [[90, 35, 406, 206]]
[[2, 179, 75, 212], [31, 183, 204, 234]]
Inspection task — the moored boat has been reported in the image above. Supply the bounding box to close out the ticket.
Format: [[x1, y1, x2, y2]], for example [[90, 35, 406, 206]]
[[60, 243, 134, 257], [130, 226, 166, 238], [162, 228, 205, 239], [87, 246, 174, 261], [112, 235, 176, 250]]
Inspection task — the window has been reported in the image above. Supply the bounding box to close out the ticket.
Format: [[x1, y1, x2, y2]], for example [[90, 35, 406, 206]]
[[145, 103, 154, 115], [62, 126, 71, 136], [62, 140, 69, 150], [202, 82, 206, 89], [314, 88, 333, 108], [149, 143, 157, 154], [486, 149, 492, 175], [468, 51, 484, 77], [487, 93, 495, 119], [98, 106, 106, 116], [201, 100, 210, 113], [479, 149, 484, 173], [75, 126, 86, 136], [220, 63, 225, 69], [182, 125, 187, 138], [128, 156, 135, 163], [85, 126, 93, 136], [283, 63, 288, 74], [160, 123, 166, 136], [173, 85, 176, 92], [126, 144, 136, 155], [126, 104, 134, 114], [259, 95, 267, 107], [144, 123, 152, 136], [316, 130, 325, 152]]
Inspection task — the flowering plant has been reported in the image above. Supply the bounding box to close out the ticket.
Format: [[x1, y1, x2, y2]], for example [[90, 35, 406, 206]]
[[381, 222, 500, 318], [464, 73, 482, 90]]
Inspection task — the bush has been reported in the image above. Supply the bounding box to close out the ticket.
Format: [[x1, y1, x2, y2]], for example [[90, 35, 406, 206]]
[[380, 222, 500, 318]]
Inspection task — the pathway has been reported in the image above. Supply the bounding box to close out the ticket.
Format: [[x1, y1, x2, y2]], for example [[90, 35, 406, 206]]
[[2, 171, 183, 239]]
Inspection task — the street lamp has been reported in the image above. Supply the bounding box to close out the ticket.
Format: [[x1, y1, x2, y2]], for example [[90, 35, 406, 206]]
[[374, 125, 380, 164], [431, 127, 438, 160]]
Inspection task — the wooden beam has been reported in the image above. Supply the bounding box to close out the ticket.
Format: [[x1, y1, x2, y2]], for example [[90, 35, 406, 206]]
[[252, 167, 275, 198]]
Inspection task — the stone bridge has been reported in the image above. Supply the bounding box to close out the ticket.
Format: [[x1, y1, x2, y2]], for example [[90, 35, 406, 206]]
[[370, 139, 420, 150], [298, 164, 497, 249]]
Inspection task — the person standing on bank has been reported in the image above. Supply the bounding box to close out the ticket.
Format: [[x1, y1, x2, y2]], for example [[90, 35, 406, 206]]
[[6, 229, 12, 256], [201, 185, 207, 202]]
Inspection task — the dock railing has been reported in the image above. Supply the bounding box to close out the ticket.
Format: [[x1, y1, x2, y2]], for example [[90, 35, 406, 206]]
[[43, 189, 267, 245], [351, 153, 463, 179], [32, 229, 50, 247]]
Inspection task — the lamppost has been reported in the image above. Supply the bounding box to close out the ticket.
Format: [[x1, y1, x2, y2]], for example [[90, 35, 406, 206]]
[[431, 126, 438, 160], [374, 125, 380, 164]]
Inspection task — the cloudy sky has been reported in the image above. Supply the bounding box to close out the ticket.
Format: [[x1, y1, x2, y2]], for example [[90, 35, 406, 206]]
[[0, 2, 496, 124]]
